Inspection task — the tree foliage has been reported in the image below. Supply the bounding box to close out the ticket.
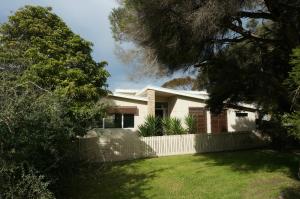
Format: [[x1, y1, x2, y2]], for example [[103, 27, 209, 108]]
[[0, 74, 76, 198], [0, 6, 110, 198], [161, 76, 198, 90], [283, 47, 300, 140], [138, 115, 160, 137], [110, 0, 300, 113], [0, 6, 110, 129]]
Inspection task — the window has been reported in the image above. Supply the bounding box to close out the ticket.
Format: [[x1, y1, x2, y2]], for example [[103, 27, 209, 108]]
[[123, 114, 134, 128], [103, 113, 134, 128], [236, 112, 248, 117], [103, 114, 121, 128]]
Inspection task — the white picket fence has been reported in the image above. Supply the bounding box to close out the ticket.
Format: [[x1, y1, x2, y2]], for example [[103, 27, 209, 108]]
[[78, 130, 267, 162]]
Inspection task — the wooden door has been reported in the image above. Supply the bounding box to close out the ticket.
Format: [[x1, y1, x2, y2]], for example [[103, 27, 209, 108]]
[[189, 107, 207, 133], [211, 110, 228, 133]]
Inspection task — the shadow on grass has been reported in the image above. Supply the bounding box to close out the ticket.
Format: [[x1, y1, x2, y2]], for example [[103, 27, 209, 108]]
[[280, 185, 300, 199], [61, 159, 165, 199], [193, 150, 300, 177]]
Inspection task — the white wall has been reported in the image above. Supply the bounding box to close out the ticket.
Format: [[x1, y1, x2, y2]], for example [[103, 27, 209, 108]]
[[227, 109, 257, 132], [108, 96, 148, 130], [106, 95, 257, 133], [169, 96, 207, 129], [169, 96, 257, 133]]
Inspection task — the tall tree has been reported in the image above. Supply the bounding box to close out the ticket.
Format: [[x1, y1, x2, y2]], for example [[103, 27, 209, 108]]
[[0, 6, 110, 132], [283, 47, 300, 139], [110, 0, 300, 113], [0, 6, 110, 197]]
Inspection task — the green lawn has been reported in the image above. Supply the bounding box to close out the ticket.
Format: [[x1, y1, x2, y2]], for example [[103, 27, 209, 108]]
[[64, 150, 300, 199]]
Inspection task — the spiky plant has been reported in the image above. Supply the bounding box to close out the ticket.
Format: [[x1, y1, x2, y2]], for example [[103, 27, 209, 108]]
[[185, 115, 197, 134], [138, 115, 159, 137], [161, 117, 173, 135], [170, 117, 185, 135]]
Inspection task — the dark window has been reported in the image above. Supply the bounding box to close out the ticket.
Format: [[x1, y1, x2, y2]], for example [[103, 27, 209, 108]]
[[99, 118, 103, 128], [103, 113, 134, 128], [114, 113, 122, 128], [123, 114, 134, 128], [104, 114, 122, 128], [236, 112, 248, 117]]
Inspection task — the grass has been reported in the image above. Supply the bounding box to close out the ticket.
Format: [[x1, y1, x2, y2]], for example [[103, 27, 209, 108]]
[[63, 150, 300, 199]]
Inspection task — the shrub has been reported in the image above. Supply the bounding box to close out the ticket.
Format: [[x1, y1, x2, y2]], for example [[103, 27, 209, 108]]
[[0, 161, 54, 199], [185, 115, 197, 134], [161, 117, 173, 135], [139, 116, 186, 136], [170, 117, 185, 135], [138, 115, 160, 137]]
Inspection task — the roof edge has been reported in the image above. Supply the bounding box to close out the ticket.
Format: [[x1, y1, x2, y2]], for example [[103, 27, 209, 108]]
[[110, 93, 148, 102]]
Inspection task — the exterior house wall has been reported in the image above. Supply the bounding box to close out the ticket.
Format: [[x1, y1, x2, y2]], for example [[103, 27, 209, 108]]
[[109, 96, 148, 130], [147, 89, 155, 116], [167, 96, 257, 133], [169, 96, 207, 129], [227, 109, 257, 132], [106, 92, 257, 133]]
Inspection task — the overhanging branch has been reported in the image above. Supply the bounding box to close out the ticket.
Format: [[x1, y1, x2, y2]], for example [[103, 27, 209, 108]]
[[214, 37, 246, 43], [228, 23, 278, 43], [238, 11, 275, 20]]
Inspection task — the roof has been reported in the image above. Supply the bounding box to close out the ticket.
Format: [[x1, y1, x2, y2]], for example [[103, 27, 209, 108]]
[[114, 86, 209, 100], [109, 93, 147, 102], [111, 85, 257, 110]]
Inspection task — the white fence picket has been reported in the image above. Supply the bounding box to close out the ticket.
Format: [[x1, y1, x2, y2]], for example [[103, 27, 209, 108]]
[[79, 132, 266, 162]]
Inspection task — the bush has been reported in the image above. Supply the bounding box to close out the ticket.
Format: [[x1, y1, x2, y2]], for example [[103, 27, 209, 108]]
[[0, 161, 54, 199], [161, 117, 173, 135], [170, 117, 185, 135], [0, 78, 83, 197], [185, 115, 197, 134], [139, 116, 185, 136], [138, 115, 160, 137]]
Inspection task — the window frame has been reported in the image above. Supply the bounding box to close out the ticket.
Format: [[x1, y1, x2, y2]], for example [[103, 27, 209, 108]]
[[103, 113, 135, 129], [235, 112, 248, 117]]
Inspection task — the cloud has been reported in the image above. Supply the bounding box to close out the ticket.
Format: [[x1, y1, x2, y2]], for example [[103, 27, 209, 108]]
[[0, 0, 184, 90]]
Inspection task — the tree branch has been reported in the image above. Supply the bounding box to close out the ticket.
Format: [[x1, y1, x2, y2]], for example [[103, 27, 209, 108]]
[[228, 23, 278, 43], [16, 81, 52, 94], [238, 11, 275, 20], [213, 37, 247, 43]]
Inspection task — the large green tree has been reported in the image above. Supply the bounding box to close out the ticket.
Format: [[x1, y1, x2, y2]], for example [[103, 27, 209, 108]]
[[283, 47, 300, 140], [0, 6, 110, 133], [110, 0, 300, 114], [0, 6, 110, 198]]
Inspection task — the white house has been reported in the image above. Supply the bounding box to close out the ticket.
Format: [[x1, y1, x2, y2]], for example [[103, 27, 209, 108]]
[[102, 86, 258, 133]]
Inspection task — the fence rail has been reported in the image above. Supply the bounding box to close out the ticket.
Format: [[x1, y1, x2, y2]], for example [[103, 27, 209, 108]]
[[78, 130, 267, 162]]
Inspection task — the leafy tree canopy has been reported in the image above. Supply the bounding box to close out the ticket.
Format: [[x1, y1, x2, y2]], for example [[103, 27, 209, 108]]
[[0, 6, 109, 108], [0, 6, 110, 198], [0, 6, 110, 131], [283, 47, 300, 140]]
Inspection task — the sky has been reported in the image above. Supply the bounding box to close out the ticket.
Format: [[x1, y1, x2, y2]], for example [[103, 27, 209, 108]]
[[0, 0, 183, 90]]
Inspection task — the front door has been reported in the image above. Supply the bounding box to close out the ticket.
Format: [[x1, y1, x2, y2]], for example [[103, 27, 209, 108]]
[[189, 107, 207, 133]]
